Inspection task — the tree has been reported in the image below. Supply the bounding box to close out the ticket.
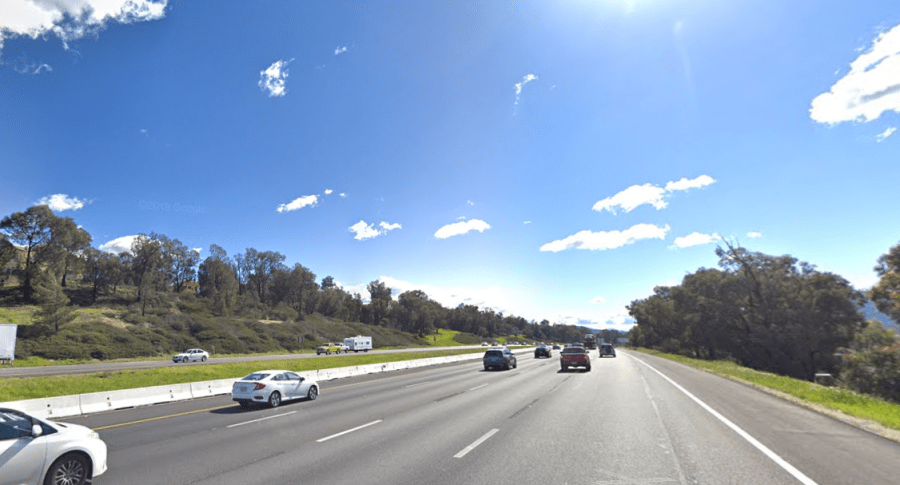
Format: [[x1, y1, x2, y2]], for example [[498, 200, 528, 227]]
[[130, 234, 167, 315], [0, 205, 57, 301], [82, 247, 119, 303], [321, 275, 336, 289], [366, 280, 392, 326], [871, 241, 900, 324], [33, 272, 76, 333], [198, 245, 238, 315], [48, 216, 92, 288]]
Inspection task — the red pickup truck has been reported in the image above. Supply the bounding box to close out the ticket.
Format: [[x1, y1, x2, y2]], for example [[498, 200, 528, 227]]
[[560, 346, 591, 372]]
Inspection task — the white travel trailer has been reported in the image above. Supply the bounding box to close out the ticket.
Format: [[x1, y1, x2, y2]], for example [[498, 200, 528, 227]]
[[343, 335, 372, 352]]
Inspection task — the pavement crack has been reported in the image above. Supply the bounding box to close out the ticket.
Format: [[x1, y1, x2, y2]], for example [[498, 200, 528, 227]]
[[509, 398, 540, 419]]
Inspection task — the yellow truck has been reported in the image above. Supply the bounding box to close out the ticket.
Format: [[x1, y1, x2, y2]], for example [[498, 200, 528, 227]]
[[316, 342, 343, 355]]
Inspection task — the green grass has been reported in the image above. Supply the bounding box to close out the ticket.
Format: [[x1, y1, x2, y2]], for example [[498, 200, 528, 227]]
[[425, 328, 468, 347], [0, 349, 484, 401], [0, 307, 36, 325], [635, 348, 900, 432]]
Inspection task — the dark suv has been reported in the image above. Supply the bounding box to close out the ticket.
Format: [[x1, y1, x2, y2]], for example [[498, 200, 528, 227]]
[[534, 345, 551, 358], [599, 343, 616, 358], [483, 347, 517, 370]]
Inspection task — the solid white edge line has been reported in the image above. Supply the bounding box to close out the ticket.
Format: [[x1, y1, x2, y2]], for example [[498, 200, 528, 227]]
[[227, 411, 296, 428], [316, 420, 383, 443], [454, 428, 500, 458], [469, 383, 489, 391], [630, 355, 820, 485]]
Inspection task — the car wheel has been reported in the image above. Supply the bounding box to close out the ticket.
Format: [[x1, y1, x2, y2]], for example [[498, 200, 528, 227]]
[[513, 361, 517, 369], [238, 400, 252, 410], [561, 365, 567, 372], [326, 350, 331, 355], [586, 366, 592, 372], [307, 385, 318, 401], [183, 357, 190, 363], [44, 452, 90, 485], [201, 356, 207, 362], [268, 391, 282, 408], [484, 366, 490, 371]]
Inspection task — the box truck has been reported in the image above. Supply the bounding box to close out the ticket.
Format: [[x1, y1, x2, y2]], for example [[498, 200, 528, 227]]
[[343, 335, 372, 352], [0, 324, 17, 364]]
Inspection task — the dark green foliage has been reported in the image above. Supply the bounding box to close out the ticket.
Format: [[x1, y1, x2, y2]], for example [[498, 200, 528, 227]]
[[629, 243, 864, 381]]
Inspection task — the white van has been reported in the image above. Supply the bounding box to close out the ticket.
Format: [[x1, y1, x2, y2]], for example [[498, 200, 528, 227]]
[[343, 336, 372, 352]]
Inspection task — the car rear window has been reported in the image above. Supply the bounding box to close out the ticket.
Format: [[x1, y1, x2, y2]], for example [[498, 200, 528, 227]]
[[561, 348, 584, 354], [485, 350, 502, 357], [242, 373, 271, 381]]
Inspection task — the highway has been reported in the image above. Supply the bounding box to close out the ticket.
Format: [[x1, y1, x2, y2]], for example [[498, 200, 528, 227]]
[[0, 346, 480, 378], [59, 349, 900, 485]]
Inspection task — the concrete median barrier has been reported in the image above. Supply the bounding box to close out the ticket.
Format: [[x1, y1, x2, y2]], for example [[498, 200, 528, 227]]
[[80, 383, 194, 414], [191, 378, 237, 398], [3, 395, 83, 420]]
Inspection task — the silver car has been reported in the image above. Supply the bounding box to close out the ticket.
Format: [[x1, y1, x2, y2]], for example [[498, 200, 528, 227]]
[[172, 348, 209, 363], [232, 370, 319, 409], [0, 407, 108, 485]]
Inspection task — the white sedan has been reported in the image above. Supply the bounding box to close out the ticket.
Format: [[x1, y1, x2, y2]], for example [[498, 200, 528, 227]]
[[0, 407, 108, 485], [172, 348, 209, 363], [232, 370, 319, 409]]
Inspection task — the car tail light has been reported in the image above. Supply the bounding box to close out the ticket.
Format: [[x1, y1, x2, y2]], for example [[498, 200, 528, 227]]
[[253, 383, 266, 391]]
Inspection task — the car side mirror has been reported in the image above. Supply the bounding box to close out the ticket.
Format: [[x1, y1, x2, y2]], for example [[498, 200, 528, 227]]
[[298, 377, 304, 382], [32, 424, 43, 438]]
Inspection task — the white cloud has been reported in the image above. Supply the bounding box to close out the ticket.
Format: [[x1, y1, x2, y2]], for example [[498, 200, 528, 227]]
[[664, 175, 716, 192], [276, 195, 318, 212], [540, 223, 670, 253], [259, 59, 292, 97], [339, 193, 347, 198], [593, 175, 716, 214], [590, 296, 606, 304], [592, 184, 667, 214], [36, 194, 88, 211], [514, 73, 537, 104], [334, 46, 348, 55], [0, 0, 167, 58], [466, 200, 475, 206], [191, 247, 202, 254], [670, 232, 720, 249], [810, 22, 900, 124], [99, 235, 138, 254], [349, 220, 401, 240], [747, 231, 763, 239], [324, 189, 333, 195], [876, 126, 897, 142], [434, 219, 491, 239], [523, 221, 531, 226]]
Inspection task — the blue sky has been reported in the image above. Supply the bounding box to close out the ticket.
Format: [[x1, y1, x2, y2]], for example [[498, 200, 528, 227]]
[[2, 0, 899, 331]]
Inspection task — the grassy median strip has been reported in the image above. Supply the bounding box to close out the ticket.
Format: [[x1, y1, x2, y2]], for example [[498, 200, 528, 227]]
[[0, 349, 484, 402], [634, 348, 900, 432]]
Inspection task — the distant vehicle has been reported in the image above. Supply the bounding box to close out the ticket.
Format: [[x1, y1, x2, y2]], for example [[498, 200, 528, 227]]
[[552, 344, 561, 350], [232, 370, 318, 409], [172, 348, 209, 363], [343, 335, 372, 352], [481, 342, 489, 346], [599, 343, 616, 358], [534, 345, 552, 358], [560, 346, 591, 372], [483, 347, 517, 371], [492, 342, 499, 346], [317, 343, 343, 355], [584, 333, 597, 350], [0, 406, 108, 485]]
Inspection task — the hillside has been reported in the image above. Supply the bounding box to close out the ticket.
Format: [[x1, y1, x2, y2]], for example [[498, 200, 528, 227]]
[[0, 282, 472, 362], [861, 301, 900, 333]]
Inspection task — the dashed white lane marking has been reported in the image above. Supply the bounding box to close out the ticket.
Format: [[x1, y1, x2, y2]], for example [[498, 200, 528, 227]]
[[454, 428, 500, 458], [469, 383, 489, 391], [630, 355, 820, 485], [227, 411, 296, 428], [316, 420, 383, 443]]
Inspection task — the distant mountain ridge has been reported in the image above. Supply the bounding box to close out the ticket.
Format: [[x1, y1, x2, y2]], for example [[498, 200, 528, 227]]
[[861, 301, 899, 333]]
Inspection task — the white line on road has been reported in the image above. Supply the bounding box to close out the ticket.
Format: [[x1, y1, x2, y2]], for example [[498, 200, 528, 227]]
[[630, 355, 820, 485], [469, 383, 489, 391], [227, 411, 296, 428], [404, 381, 431, 388], [454, 428, 499, 458], [316, 420, 383, 443]]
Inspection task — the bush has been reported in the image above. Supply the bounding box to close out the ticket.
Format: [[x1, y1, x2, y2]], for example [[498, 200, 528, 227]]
[[839, 344, 900, 403]]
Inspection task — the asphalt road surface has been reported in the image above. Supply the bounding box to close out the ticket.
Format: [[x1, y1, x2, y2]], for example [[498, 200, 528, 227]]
[[58, 349, 900, 485], [0, 346, 482, 378]]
